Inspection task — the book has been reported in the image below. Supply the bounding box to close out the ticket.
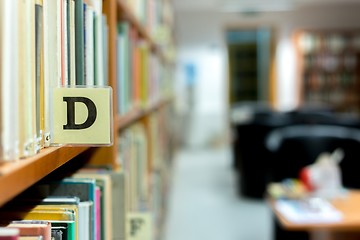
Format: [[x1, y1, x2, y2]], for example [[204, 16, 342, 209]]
[[29, 0, 38, 156], [75, 0, 85, 85], [2, 198, 79, 240], [275, 198, 343, 224], [117, 22, 130, 115], [131, 29, 140, 109], [69, 0, 76, 86], [43, 0, 61, 146], [0, 209, 76, 240], [95, 187, 101, 240], [33, 178, 96, 240], [18, 237, 43, 240], [78, 201, 92, 240], [6, 220, 51, 240], [139, 43, 149, 108], [102, 16, 109, 86], [0, 228, 19, 240], [7, 196, 83, 240], [73, 169, 127, 240], [60, 0, 68, 86], [71, 173, 112, 240], [84, 4, 94, 86], [0, 0, 19, 161], [93, 0, 104, 86], [18, 0, 36, 158], [35, 0, 44, 151]]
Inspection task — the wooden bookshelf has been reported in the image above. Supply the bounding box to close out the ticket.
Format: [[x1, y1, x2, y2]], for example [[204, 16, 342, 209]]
[[0, 146, 88, 207], [295, 30, 360, 114], [0, 0, 175, 238]]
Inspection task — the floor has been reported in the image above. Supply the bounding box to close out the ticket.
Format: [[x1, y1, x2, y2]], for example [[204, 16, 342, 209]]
[[163, 147, 273, 240]]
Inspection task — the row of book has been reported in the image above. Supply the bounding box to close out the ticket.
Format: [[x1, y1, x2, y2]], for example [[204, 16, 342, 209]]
[[0, 0, 109, 161], [0, 110, 174, 240], [298, 31, 360, 54], [122, 0, 174, 42], [116, 109, 173, 239], [305, 72, 357, 90], [0, 104, 174, 240], [303, 53, 358, 72], [116, 21, 173, 115], [0, 167, 125, 240]]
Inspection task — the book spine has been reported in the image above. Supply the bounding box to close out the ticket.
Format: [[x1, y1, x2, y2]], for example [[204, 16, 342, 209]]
[[69, 0, 76, 86], [93, 0, 104, 86], [35, 0, 43, 152], [0, 0, 19, 161], [85, 5, 94, 86], [75, 0, 85, 85]]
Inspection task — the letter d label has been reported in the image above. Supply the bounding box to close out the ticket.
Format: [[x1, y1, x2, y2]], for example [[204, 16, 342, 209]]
[[52, 87, 113, 145]]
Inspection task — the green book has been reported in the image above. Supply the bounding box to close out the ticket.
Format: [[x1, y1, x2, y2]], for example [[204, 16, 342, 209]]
[[75, 0, 84, 85], [52, 221, 76, 240], [35, 1, 43, 152]]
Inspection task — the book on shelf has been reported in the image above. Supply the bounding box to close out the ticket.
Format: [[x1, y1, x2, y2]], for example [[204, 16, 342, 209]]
[[84, 4, 94, 86], [119, 124, 150, 212], [0, 209, 76, 240], [73, 168, 126, 240], [0, 0, 109, 161], [18, 237, 43, 240], [93, 0, 106, 86], [71, 173, 113, 240], [4, 220, 51, 240], [36, 178, 96, 240], [0, 228, 19, 240], [117, 22, 131, 115], [94, 187, 101, 240], [18, 0, 37, 158], [0, 1, 19, 161], [2, 196, 83, 240], [75, 0, 84, 85], [35, 0, 44, 152]]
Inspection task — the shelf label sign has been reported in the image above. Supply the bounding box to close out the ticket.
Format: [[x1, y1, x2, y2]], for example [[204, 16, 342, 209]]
[[126, 212, 153, 240], [52, 87, 113, 146]]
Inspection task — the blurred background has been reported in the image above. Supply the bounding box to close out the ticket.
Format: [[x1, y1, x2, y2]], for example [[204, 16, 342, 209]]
[[164, 1, 360, 240]]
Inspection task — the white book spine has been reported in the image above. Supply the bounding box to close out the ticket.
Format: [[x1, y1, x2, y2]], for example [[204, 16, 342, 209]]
[[63, 0, 69, 85], [93, 0, 104, 86], [85, 7, 95, 86], [70, 0, 76, 86], [1, 1, 19, 161]]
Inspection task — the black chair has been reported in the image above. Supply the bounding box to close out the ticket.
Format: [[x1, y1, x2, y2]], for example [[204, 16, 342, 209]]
[[230, 101, 272, 170], [265, 124, 360, 240], [266, 124, 360, 186], [233, 110, 293, 198]]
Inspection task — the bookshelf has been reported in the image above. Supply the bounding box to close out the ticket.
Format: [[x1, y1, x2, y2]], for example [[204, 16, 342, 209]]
[[295, 30, 360, 115], [0, 0, 175, 239], [0, 147, 89, 206]]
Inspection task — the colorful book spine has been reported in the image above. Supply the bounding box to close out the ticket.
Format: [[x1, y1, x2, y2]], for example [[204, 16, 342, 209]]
[[0, 228, 19, 240]]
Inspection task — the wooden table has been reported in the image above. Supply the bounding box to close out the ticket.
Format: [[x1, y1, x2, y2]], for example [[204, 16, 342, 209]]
[[268, 190, 360, 240]]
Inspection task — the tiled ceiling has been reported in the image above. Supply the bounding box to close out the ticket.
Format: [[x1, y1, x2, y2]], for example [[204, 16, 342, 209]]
[[172, 0, 360, 12]]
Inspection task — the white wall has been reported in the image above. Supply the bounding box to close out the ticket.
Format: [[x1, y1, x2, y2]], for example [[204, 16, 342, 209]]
[[174, 3, 360, 147]]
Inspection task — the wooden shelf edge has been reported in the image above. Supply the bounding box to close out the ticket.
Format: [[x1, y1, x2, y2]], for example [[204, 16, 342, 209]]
[[0, 146, 89, 206], [116, 98, 173, 130]]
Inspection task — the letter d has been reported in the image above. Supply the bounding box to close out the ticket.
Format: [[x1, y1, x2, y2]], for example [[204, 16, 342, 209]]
[[63, 97, 97, 130]]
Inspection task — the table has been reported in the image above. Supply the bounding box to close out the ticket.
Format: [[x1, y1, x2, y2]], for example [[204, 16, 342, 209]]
[[268, 190, 360, 240]]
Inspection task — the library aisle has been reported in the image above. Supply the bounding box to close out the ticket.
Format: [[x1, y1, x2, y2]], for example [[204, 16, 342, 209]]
[[163, 147, 273, 240]]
